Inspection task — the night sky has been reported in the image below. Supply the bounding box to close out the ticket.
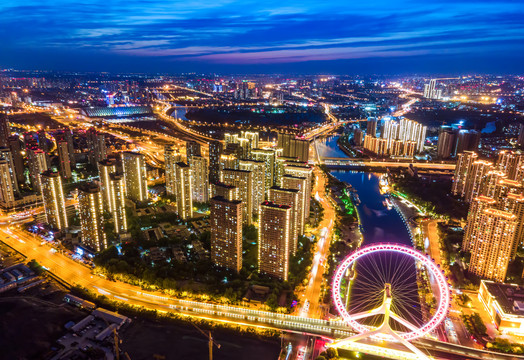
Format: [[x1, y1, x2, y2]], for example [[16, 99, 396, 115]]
[[1, 0, 524, 74]]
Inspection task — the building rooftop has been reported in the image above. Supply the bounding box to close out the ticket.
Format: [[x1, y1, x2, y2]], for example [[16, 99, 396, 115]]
[[483, 281, 524, 316]]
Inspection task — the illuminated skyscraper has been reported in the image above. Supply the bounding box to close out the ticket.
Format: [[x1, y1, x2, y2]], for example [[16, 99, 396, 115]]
[[239, 159, 265, 214], [252, 148, 276, 190], [452, 151, 478, 197], [40, 170, 68, 230], [277, 133, 309, 162], [109, 173, 127, 234], [467, 207, 517, 282], [274, 156, 300, 187], [269, 186, 299, 254], [0, 147, 19, 196], [283, 164, 312, 218], [437, 126, 455, 159], [241, 131, 259, 149], [0, 113, 10, 148], [175, 162, 193, 220], [211, 182, 238, 201], [464, 161, 494, 202], [122, 151, 148, 202], [98, 159, 117, 211], [86, 128, 107, 166], [366, 118, 377, 137], [496, 150, 523, 180], [0, 159, 16, 209], [210, 196, 242, 272], [57, 141, 72, 179], [259, 201, 292, 281], [164, 144, 182, 196], [28, 147, 48, 193], [209, 140, 223, 184], [186, 140, 201, 163], [8, 135, 24, 183], [221, 168, 252, 225], [78, 183, 107, 252], [281, 175, 307, 236], [190, 155, 209, 203]]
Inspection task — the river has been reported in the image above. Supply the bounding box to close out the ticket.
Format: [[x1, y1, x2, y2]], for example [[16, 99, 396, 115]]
[[316, 136, 423, 330]]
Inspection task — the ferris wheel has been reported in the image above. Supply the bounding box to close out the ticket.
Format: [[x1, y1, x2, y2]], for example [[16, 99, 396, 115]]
[[330, 243, 451, 359]]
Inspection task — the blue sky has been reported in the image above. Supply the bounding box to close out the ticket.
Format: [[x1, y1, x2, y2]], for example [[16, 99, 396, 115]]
[[1, 0, 523, 74]]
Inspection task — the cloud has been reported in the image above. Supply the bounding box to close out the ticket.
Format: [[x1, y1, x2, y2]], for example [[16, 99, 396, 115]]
[[0, 0, 523, 70]]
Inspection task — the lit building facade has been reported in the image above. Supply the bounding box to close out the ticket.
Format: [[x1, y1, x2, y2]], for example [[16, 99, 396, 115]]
[[221, 168, 252, 225], [57, 141, 72, 179], [40, 170, 68, 230], [189, 155, 209, 203], [175, 162, 193, 220], [109, 173, 127, 234], [210, 196, 243, 272], [28, 147, 48, 193], [259, 201, 292, 281], [122, 151, 148, 202], [239, 159, 266, 214], [78, 183, 107, 252], [269, 186, 299, 254], [165, 145, 182, 196]]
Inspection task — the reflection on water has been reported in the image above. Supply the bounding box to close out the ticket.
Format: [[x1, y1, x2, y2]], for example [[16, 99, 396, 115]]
[[315, 135, 348, 158], [171, 106, 188, 121]]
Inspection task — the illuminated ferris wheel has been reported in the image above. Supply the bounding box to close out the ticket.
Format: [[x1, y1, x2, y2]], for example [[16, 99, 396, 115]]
[[330, 243, 451, 359]]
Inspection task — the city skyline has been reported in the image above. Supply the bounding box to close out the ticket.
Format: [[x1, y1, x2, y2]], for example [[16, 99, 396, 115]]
[[1, 0, 524, 74]]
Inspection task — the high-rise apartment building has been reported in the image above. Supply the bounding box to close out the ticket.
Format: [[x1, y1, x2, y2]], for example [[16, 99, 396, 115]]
[[283, 164, 312, 218], [8, 136, 24, 183], [211, 182, 238, 201], [518, 124, 524, 150], [78, 183, 107, 252], [175, 162, 193, 220], [0, 147, 19, 196], [281, 175, 307, 236], [464, 161, 494, 202], [277, 133, 309, 163], [190, 155, 209, 203], [164, 145, 182, 196], [122, 151, 148, 202], [109, 173, 127, 234], [40, 170, 68, 230], [0, 159, 17, 208], [28, 147, 48, 193], [252, 148, 276, 189], [241, 131, 259, 149], [209, 140, 223, 184], [274, 156, 300, 187], [269, 186, 299, 254], [210, 196, 243, 272], [221, 168, 252, 225], [496, 150, 523, 180], [366, 118, 378, 138], [437, 126, 456, 159], [467, 207, 517, 282], [452, 151, 478, 197], [0, 113, 10, 148], [57, 141, 72, 179], [186, 140, 201, 163], [258, 201, 292, 281], [86, 128, 107, 166], [239, 159, 265, 214], [98, 159, 117, 211]]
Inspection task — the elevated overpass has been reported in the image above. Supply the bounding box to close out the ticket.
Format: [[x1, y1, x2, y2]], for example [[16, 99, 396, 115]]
[[321, 157, 456, 171]]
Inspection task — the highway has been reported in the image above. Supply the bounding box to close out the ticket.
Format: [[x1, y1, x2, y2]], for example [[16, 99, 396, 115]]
[[299, 167, 336, 319]]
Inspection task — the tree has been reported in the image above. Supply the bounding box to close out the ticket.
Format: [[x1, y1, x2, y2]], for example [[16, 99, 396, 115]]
[[325, 347, 338, 359]]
